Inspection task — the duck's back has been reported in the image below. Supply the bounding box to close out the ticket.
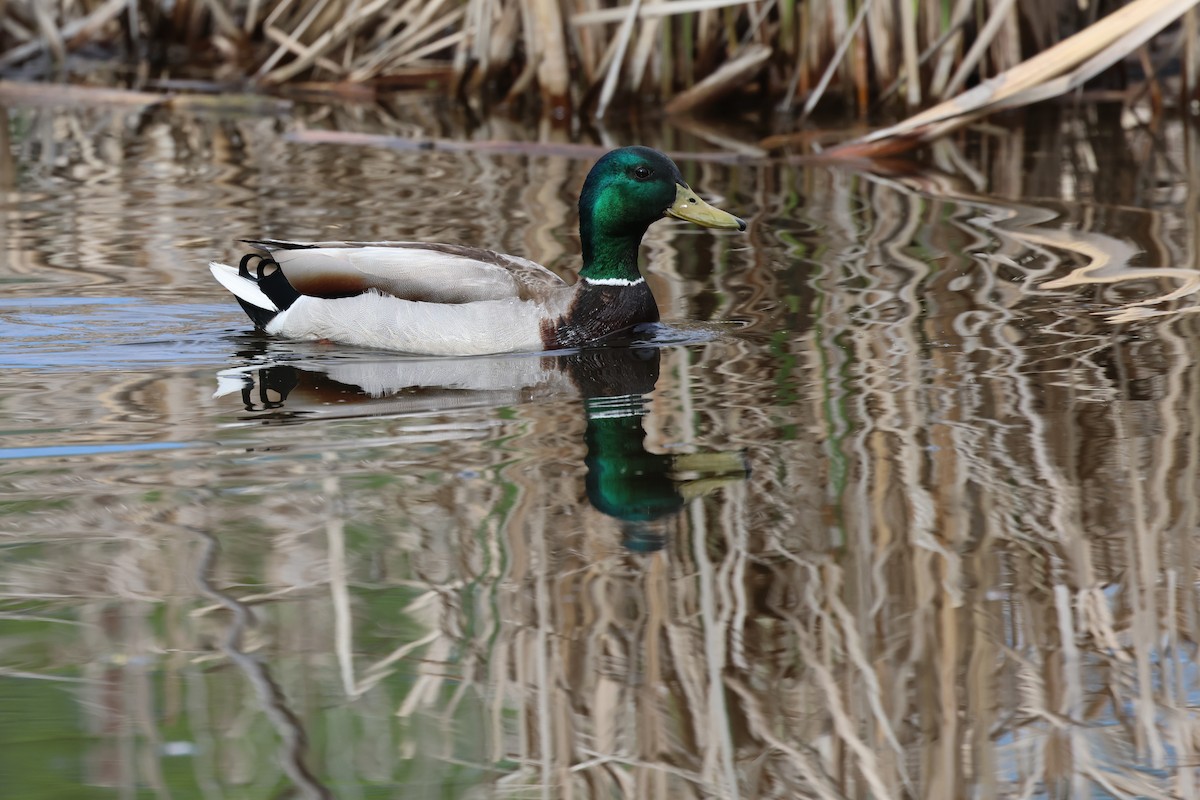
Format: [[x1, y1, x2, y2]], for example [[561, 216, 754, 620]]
[[252, 239, 567, 303]]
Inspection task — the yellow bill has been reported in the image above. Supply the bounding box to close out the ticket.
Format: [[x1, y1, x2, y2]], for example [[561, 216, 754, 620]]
[[665, 183, 746, 231]]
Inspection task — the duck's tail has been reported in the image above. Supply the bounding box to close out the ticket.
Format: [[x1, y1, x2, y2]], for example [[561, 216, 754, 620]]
[[210, 253, 300, 330]]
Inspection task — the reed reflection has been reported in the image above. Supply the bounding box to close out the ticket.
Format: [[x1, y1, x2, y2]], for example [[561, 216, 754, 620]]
[[193, 528, 333, 800], [5, 104, 1200, 799], [220, 343, 748, 548]]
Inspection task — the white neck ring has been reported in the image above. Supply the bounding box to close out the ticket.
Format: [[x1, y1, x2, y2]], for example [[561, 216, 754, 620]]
[[583, 277, 645, 287]]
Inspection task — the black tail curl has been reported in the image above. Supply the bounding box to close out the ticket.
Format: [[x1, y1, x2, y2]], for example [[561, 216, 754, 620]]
[[234, 251, 302, 329]]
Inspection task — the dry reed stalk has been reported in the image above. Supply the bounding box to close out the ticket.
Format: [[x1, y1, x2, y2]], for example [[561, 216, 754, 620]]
[[525, 0, 570, 109], [354, 9, 467, 79], [26, 0, 1161, 120], [989, 0, 1022, 79], [488, 1, 522, 76], [568, 0, 762, 112], [925, 0, 972, 99], [831, 0, 1200, 156], [797, 0, 872, 120], [626, 0, 663, 96], [594, 0, 642, 118], [0, 79, 166, 106], [569, 0, 751, 27], [197, 0, 243, 42], [1185, 8, 1199, 102], [263, 28, 344, 78], [940, 0, 1016, 99], [265, 0, 395, 83], [0, 0, 125, 68], [825, 0, 849, 99], [898, 0, 920, 107], [664, 42, 770, 114], [351, 0, 454, 79], [257, 0, 333, 76], [31, 0, 65, 64], [864, 0, 892, 91], [451, 0, 479, 79], [799, 2, 823, 103]]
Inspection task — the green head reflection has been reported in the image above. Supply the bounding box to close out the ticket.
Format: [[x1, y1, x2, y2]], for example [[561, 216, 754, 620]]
[[222, 341, 748, 551], [567, 347, 749, 551]]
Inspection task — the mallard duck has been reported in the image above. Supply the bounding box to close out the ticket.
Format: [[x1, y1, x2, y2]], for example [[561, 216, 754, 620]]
[[209, 146, 745, 355]]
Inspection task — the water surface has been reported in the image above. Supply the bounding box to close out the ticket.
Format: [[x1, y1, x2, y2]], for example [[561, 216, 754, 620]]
[[1, 99, 1199, 799]]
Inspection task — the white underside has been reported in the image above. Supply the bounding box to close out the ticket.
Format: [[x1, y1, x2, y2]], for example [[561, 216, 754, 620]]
[[267, 292, 550, 356]]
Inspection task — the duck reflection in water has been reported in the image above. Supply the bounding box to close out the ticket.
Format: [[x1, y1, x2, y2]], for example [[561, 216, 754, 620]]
[[219, 344, 747, 550]]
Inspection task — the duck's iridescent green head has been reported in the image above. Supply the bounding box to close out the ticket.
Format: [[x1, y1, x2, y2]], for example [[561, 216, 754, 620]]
[[578, 146, 745, 281]]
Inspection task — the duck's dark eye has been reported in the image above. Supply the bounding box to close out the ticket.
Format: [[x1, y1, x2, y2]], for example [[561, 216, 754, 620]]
[[633, 166, 652, 180]]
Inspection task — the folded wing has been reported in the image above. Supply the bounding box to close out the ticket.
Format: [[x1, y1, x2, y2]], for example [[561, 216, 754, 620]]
[[247, 239, 567, 304]]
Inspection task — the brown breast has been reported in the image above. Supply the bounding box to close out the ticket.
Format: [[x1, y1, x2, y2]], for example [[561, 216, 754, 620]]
[[540, 282, 659, 350]]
